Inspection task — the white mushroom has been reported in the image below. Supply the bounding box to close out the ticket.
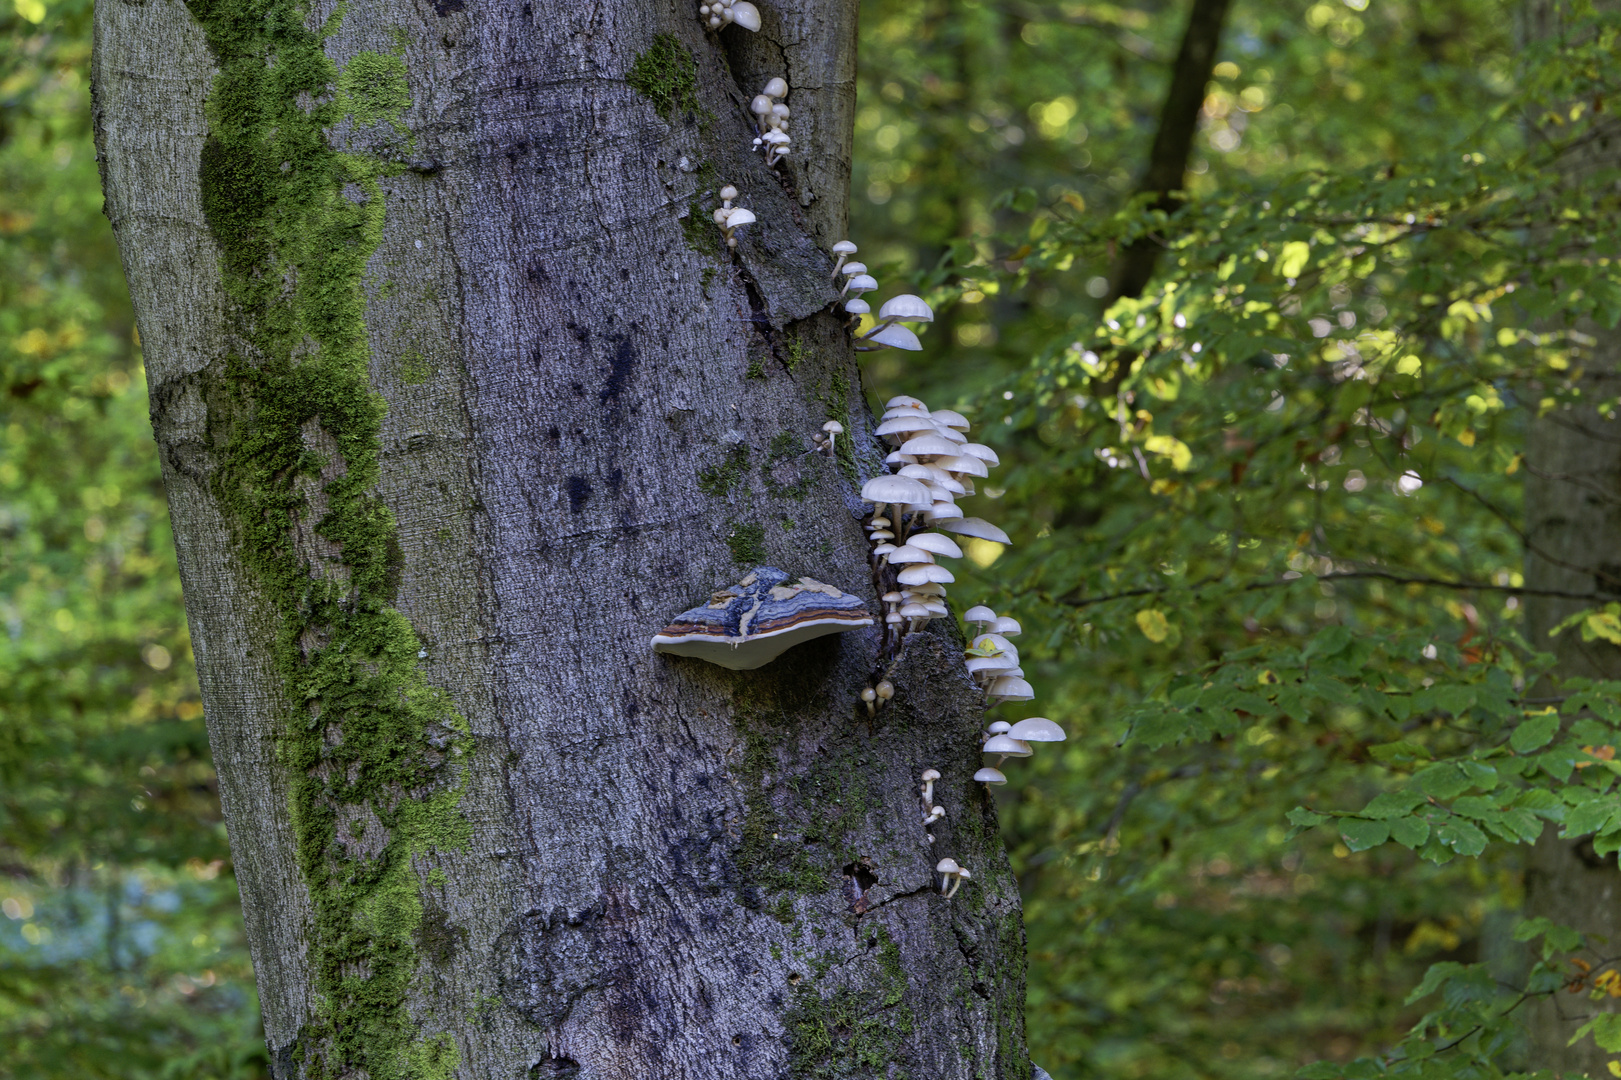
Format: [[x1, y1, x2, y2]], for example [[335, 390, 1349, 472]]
[[842, 273, 879, 298], [921, 768, 941, 805], [844, 298, 871, 315], [964, 605, 997, 632], [831, 240, 858, 278], [762, 76, 788, 98], [1008, 717, 1066, 742], [857, 323, 924, 353], [990, 616, 1021, 636], [730, 0, 761, 29], [905, 533, 963, 559], [938, 517, 1012, 545], [982, 734, 1033, 764], [974, 766, 1008, 786], [822, 420, 843, 457]]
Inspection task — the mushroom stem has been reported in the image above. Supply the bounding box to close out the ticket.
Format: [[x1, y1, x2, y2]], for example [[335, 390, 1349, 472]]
[[831, 254, 848, 279], [944, 875, 964, 899], [859, 316, 902, 338]]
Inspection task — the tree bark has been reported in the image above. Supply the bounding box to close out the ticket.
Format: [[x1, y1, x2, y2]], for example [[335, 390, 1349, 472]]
[[91, 0, 1031, 1076]]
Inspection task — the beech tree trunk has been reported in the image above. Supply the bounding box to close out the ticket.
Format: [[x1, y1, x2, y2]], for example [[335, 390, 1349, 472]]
[[91, 0, 1031, 1076]]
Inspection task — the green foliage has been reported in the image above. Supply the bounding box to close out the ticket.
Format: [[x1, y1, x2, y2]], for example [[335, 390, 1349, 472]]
[[854, 0, 1621, 1075], [0, 0, 265, 1073]]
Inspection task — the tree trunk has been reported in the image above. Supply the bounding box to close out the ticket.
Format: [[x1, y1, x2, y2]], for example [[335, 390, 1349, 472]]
[[91, 0, 1031, 1076]]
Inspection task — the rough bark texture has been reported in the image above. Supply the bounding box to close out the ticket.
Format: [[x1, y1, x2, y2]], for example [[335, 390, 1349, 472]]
[[92, 0, 1031, 1077]]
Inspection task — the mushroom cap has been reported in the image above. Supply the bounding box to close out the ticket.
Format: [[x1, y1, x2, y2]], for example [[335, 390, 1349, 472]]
[[864, 323, 923, 351], [882, 404, 931, 420], [902, 580, 947, 597], [762, 76, 788, 97], [929, 409, 971, 430], [898, 433, 960, 458], [957, 868, 972, 880], [860, 475, 930, 506], [986, 676, 1035, 701], [896, 464, 935, 481], [870, 543, 897, 557], [921, 768, 942, 781], [986, 720, 1013, 735], [876, 416, 937, 438], [990, 616, 1022, 635], [938, 517, 1012, 545], [822, 420, 844, 433], [974, 767, 1008, 785], [959, 442, 1001, 465], [1008, 717, 1067, 742], [929, 474, 967, 496], [884, 451, 915, 466], [841, 261, 868, 276], [881, 591, 905, 603], [935, 858, 962, 874], [843, 298, 871, 314], [906, 532, 964, 559], [885, 612, 903, 625], [897, 563, 955, 586], [845, 274, 879, 294], [964, 605, 997, 623], [651, 566, 872, 669], [982, 734, 1033, 757], [971, 633, 1018, 654], [886, 395, 925, 409], [762, 130, 791, 145], [720, 184, 739, 200], [898, 602, 932, 618], [923, 600, 949, 616], [965, 654, 1018, 676], [934, 425, 968, 444], [885, 544, 935, 565], [751, 94, 774, 115], [877, 293, 936, 323], [833, 240, 858, 255], [925, 501, 964, 521], [730, 1, 762, 29], [723, 207, 757, 227], [939, 454, 990, 478]]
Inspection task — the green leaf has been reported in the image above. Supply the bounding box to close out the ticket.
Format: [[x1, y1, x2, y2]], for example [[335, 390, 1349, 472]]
[[1416, 763, 1472, 800], [1390, 816, 1431, 849], [1561, 797, 1620, 839], [1510, 713, 1561, 753], [1436, 820, 1488, 856], [1339, 818, 1391, 852], [1361, 789, 1425, 819]]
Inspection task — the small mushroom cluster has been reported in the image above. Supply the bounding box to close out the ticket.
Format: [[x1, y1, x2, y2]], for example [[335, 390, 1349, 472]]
[[858, 396, 1011, 658], [919, 769, 973, 897], [698, 0, 760, 31], [976, 716, 1067, 786], [749, 78, 792, 167], [712, 185, 755, 249], [935, 857, 972, 899], [825, 241, 937, 353]]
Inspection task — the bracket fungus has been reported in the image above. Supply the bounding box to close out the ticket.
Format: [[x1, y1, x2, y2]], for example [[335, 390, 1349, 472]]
[[650, 567, 873, 670]]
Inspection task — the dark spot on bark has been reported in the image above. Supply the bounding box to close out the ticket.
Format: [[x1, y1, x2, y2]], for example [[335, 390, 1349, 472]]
[[547, 426, 560, 444], [431, 0, 464, 14], [522, 1, 532, 13], [842, 861, 878, 893], [600, 335, 636, 406], [620, 267, 631, 280], [606, 467, 624, 497], [528, 1059, 580, 1079], [569, 322, 590, 345], [565, 476, 591, 513], [570, 382, 586, 397], [526, 259, 548, 284], [416, 902, 465, 964]]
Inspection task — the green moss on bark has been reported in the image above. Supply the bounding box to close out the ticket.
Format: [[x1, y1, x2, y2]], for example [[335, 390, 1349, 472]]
[[785, 928, 916, 1079], [184, 0, 467, 1075], [626, 33, 701, 121]]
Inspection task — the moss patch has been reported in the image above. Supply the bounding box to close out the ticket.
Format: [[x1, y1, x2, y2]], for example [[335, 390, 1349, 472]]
[[785, 928, 915, 1079], [185, 0, 468, 1075], [762, 431, 813, 500], [697, 442, 749, 497], [725, 520, 766, 565], [626, 33, 701, 121]]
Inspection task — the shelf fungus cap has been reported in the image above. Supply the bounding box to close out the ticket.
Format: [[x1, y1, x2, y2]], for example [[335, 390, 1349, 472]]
[[651, 566, 873, 670], [878, 294, 935, 323], [730, 1, 762, 29], [974, 767, 1008, 785], [938, 517, 1012, 544], [1008, 717, 1067, 742], [861, 475, 930, 506], [982, 734, 1033, 757]]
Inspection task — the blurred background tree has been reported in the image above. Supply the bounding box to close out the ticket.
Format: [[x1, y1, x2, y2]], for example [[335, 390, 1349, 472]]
[[5, 0, 1619, 1075]]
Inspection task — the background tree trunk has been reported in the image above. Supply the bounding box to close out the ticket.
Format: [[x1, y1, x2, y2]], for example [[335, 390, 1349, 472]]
[[92, 0, 1031, 1076]]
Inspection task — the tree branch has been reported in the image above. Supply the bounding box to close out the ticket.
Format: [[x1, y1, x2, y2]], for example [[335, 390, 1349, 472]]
[[1059, 568, 1613, 610]]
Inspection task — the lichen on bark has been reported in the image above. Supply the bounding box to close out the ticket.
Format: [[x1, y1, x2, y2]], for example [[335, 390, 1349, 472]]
[[184, 0, 470, 1073]]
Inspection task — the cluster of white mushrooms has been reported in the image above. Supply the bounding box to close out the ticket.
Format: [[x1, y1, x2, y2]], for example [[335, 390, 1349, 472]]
[[712, 186, 755, 249], [698, 0, 760, 31], [825, 242, 940, 353], [857, 395, 1011, 663], [750, 78, 792, 167], [915, 769, 972, 896]]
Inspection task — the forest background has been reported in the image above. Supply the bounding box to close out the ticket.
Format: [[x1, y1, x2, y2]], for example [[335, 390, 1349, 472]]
[[4, 0, 1621, 1076]]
